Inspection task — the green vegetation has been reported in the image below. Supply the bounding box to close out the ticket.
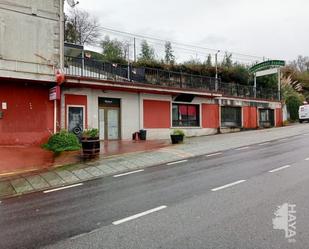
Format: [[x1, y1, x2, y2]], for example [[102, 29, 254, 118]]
[[171, 129, 185, 136], [139, 40, 156, 63], [286, 94, 303, 121], [100, 36, 127, 64], [82, 128, 99, 139], [44, 131, 81, 153]]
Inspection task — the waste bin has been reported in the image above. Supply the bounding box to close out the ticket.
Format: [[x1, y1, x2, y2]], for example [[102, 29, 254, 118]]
[[132, 132, 140, 141], [139, 129, 147, 140]]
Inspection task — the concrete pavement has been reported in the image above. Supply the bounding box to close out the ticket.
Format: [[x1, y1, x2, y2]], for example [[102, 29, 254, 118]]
[[1, 124, 309, 198], [1, 127, 309, 248]]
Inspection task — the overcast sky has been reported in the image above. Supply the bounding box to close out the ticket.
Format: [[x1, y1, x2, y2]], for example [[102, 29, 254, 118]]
[[68, 0, 309, 63]]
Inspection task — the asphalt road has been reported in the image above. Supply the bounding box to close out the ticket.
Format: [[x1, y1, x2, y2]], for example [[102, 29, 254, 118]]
[[1, 133, 309, 249]]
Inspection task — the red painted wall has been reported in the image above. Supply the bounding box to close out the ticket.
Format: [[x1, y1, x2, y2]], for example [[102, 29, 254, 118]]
[[202, 104, 219, 128], [65, 94, 88, 129], [275, 108, 283, 127], [143, 100, 170, 128], [243, 106, 257, 129], [0, 83, 54, 145]]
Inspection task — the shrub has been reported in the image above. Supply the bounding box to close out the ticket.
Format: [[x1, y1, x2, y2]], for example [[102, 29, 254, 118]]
[[171, 129, 185, 136], [286, 94, 303, 121], [44, 130, 81, 153]]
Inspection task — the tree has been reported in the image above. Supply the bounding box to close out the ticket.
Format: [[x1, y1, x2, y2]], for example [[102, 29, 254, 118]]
[[290, 55, 309, 72], [164, 41, 175, 64], [100, 36, 126, 63], [222, 52, 233, 68], [139, 40, 155, 62], [205, 54, 212, 67], [65, 8, 101, 46]]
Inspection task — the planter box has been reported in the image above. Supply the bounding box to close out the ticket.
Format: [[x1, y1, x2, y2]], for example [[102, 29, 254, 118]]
[[170, 134, 184, 144], [81, 137, 100, 158]]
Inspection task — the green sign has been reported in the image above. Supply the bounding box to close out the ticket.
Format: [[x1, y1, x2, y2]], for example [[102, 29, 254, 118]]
[[249, 60, 285, 73]]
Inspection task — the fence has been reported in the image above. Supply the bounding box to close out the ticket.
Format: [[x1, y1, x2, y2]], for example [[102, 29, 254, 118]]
[[64, 56, 279, 100]]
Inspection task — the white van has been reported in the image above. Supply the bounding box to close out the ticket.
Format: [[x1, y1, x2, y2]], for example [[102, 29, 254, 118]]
[[299, 105, 309, 123]]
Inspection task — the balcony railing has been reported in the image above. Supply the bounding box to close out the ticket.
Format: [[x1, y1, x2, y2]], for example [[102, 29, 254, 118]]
[[64, 56, 279, 101]]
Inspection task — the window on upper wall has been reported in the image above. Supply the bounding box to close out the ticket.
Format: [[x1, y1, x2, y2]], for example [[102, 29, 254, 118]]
[[172, 104, 200, 127]]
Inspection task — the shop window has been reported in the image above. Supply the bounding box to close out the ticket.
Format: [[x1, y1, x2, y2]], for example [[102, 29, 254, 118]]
[[221, 106, 242, 127], [259, 109, 274, 128], [172, 104, 200, 127]]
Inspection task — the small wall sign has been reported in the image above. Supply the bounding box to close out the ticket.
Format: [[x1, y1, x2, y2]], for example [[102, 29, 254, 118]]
[[2, 102, 7, 110], [49, 86, 60, 101]]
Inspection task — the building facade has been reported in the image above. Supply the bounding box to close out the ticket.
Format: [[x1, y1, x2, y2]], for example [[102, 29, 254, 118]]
[[61, 60, 282, 141], [0, 1, 283, 145], [0, 0, 63, 144]]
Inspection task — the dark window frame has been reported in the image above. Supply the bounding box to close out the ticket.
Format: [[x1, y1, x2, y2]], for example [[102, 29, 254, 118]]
[[221, 106, 242, 128], [172, 103, 200, 127]]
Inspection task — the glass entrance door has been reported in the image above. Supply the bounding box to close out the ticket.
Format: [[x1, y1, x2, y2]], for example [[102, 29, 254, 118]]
[[107, 109, 119, 140], [98, 108, 120, 140]]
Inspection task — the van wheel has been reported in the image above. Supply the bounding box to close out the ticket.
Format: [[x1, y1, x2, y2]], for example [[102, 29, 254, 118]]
[[299, 119, 303, 123]]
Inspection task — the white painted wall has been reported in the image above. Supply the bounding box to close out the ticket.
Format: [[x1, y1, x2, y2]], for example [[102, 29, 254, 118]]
[[61, 88, 140, 140], [61, 89, 218, 140], [0, 0, 63, 81]]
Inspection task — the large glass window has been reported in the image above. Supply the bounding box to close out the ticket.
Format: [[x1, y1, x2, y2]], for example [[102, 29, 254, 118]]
[[172, 104, 200, 127], [221, 106, 242, 127]]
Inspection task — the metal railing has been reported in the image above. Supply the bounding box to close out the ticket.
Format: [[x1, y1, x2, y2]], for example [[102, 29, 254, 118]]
[[64, 56, 279, 100]]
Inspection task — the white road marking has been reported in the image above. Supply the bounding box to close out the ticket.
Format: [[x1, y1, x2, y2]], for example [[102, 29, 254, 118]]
[[43, 183, 84, 193], [235, 146, 250, 151], [167, 160, 188, 166], [206, 152, 222, 157], [269, 165, 291, 173], [258, 142, 270, 146], [211, 180, 246, 192], [305, 158, 309, 161], [112, 206, 167, 225], [113, 169, 144, 178], [279, 138, 289, 142]]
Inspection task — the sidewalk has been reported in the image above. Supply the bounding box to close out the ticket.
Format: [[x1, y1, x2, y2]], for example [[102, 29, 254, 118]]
[[0, 140, 170, 176], [1, 124, 308, 199]]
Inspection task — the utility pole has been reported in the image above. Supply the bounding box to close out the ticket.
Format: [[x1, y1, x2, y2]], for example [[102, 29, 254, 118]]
[[133, 37, 136, 62], [127, 43, 130, 81], [254, 73, 257, 98], [215, 50, 220, 91]]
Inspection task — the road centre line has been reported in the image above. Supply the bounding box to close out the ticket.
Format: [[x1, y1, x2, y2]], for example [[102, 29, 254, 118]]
[[305, 158, 309, 161], [258, 142, 271, 146], [235, 146, 250, 151], [167, 160, 188, 166], [269, 165, 291, 173], [206, 152, 222, 157], [211, 180, 246, 192], [112, 206, 167, 225], [43, 183, 84, 194], [279, 138, 289, 141], [113, 169, 144, 178]]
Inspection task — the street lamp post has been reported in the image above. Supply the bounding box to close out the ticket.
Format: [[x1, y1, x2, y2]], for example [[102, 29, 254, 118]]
[[215, 50, 220, 91]]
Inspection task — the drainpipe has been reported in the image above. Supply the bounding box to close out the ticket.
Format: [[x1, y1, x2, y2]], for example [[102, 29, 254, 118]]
[[218, 98, 222, 134], [59, 0, 64, 69], [54, 0, 65, 134], [278, 68, 281, 101]]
